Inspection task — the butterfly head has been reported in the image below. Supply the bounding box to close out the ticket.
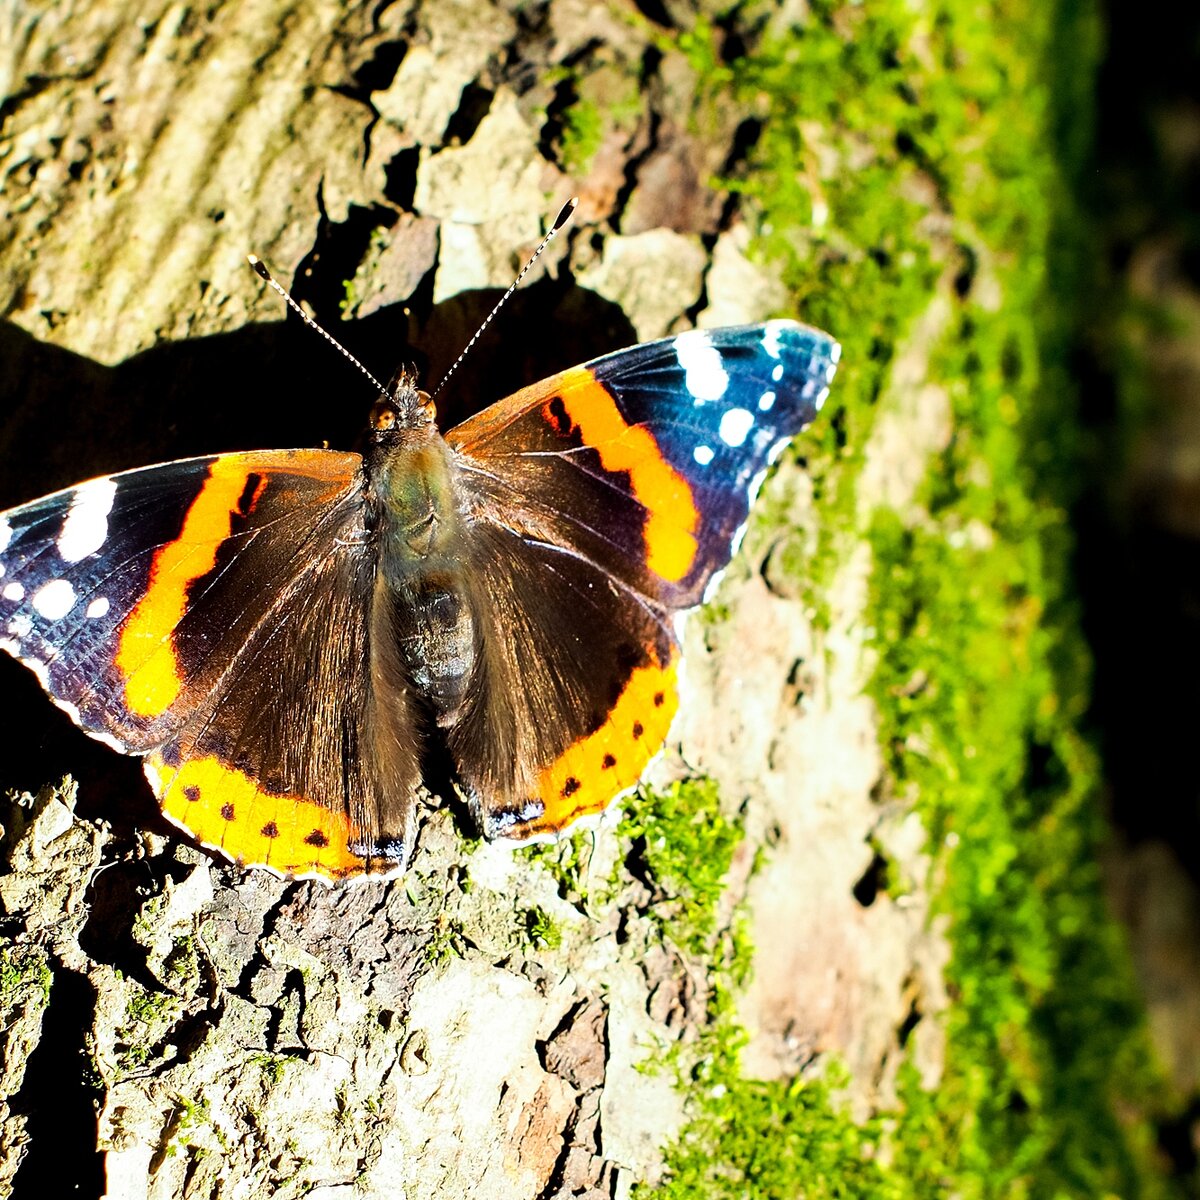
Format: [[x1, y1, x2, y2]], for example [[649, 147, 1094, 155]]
[[368, 366, 437, 444]]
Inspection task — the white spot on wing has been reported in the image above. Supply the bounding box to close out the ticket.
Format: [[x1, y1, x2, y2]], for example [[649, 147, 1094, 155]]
[[765, 435, 791, 468], [674, 330, 729, 403], [815, 387, 830, 411], [693, 444, 715, 466], [772, 363, 784, 382], [831, 342, 842, 364], [758, 390, 776, 412], [718, 407, 754, 447], [32, 578, 77, 620], [92, 728, 129, 753], [762, 320, 791, 358], [8, 613, 34, 639], [86, 596, 110, 619], [3, 582, 25, 601], [58, 477, 117, 563]]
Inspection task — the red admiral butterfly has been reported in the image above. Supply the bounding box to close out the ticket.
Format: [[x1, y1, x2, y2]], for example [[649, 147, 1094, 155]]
[[0, 287, 838, 881]]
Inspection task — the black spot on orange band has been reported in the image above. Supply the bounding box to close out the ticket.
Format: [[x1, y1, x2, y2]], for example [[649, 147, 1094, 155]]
[[543, 395, 571, 436], [146, 750, 369, 879], [512, 652, 680, 839], [236, 473, 268, 518]]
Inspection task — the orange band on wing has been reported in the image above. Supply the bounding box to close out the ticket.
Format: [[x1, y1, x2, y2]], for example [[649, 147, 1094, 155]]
[[114, 452, 360, 720], [116, 458, 252, 718], [560, 368, 699, 583], [521, 651, 680, 837], [145, 752, 366, 880]]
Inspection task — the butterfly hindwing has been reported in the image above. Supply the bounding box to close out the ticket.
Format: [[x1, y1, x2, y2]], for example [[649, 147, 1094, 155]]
[[444, 520, 679, 840], [0, 449, 419, 880]]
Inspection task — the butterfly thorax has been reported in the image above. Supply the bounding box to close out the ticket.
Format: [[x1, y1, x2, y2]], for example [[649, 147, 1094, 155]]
[[366, 392, 477, 726]]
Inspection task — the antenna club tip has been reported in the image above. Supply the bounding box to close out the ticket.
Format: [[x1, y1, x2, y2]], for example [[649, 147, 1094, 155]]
[[552, 197, 579, 231], [247, 255, 272, 281]]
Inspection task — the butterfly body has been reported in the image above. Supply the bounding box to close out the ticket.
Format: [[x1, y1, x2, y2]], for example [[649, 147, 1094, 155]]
[[0, 321, 839, 881], [366, 385, 478, 726]]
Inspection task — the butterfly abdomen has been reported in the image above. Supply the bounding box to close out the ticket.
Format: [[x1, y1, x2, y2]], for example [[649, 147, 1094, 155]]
[[369, 429, 478, 727], [386, 574, 475, 726]]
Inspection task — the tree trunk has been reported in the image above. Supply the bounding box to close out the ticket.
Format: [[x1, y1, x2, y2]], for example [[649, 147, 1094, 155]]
[[3, 2, 972, 1197]]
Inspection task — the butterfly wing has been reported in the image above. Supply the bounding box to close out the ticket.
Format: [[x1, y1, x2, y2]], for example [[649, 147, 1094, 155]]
[[445, 320, 840, 839], [0, 450, 420, 881]]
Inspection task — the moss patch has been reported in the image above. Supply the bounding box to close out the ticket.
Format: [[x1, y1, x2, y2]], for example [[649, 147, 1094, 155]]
[[675, 0, 941, 612], [0, 945, 52, 1010], [618, 778, 744, 962], [545, 62, 645, 177], [635, 1, 1184, 1197]]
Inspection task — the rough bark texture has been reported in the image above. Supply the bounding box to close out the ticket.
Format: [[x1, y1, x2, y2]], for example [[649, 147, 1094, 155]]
[[0, 3, 951, 1197]]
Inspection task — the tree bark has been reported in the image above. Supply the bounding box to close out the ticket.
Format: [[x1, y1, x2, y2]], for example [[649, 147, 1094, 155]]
[[0, 2, 949, 1197]]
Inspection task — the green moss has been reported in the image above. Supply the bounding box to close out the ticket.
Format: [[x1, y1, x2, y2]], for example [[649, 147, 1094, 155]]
[[165, 1095, 213, 1158], [635, 1, 1183, 1197], [520, 904, 563, 951], [0, 945, 52, 1009], [618, 778, 743, 961], [559, 98, 605, 177], [340, 226, 390, 316], [125, 984, 179, 1026], [112, 983, 182, 1075], [673, 2, 944, 620], [423, 914, 466, 967], [248, 1052, 289, 1087], [869, 512, 1173, 1196], [648, 1066, 890, 1199], [162, 933, 200, 988], [523, 833, 595, 906], [547, 65, 644, 177]]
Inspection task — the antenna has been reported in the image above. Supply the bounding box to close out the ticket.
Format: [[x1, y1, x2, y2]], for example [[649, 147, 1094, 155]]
[[246, 255, 391, 400], [248, 196, 578, 404], [429, 196, 578, 401]]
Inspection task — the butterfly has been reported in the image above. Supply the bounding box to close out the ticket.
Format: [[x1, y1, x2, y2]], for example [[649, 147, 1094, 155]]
[[0, 317, 839, 881]]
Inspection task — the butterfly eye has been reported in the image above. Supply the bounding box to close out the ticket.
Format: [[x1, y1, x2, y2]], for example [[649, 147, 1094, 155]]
[[371, 403, 398, 432]]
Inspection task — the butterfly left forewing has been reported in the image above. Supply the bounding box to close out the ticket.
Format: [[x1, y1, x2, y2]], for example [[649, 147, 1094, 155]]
[[448, 321, 840, 610]]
